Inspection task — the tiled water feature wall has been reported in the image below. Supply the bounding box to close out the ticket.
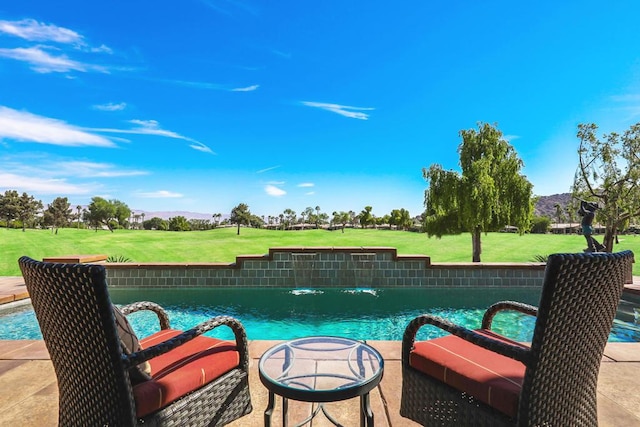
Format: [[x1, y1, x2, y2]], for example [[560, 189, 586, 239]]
[[105, 247, 548, 288]]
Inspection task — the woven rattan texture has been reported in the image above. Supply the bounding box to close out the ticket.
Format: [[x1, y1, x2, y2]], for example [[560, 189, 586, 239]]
[[400, 250, 634, 427], [19, 256, 252, 426]]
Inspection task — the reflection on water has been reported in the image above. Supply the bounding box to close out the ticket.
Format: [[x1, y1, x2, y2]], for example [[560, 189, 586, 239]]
[[1, 287, 639, 343]]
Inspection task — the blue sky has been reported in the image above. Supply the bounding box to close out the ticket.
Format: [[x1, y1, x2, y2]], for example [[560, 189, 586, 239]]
[[1, 1, 640, 218]]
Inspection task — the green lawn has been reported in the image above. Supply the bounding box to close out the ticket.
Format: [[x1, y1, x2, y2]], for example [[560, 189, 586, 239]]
[[2, 226, 638, 276]]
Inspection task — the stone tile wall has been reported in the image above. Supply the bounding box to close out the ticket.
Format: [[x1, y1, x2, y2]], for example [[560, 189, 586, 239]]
[[105, 247, 547, 288]]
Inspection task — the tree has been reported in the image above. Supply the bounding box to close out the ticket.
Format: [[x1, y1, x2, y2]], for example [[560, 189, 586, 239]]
[[0, 190, 20, 228], [85, 197, 116, 232], [572, 122, 640, 252], [168, 216, 191, 231], [530, 216, 551, 234], [554, 203, 565, 226], [43, 197, 72, 234], [230, 203, 251, 235], [359, 206, 375, 229], [76, 205, 82, 229], [111, 200, 131, 229], [17, 192, 42, 231], [423, 122, 534, 262], [282, 208, 296, 230], [389, 208, 412, 230], [331, 211, 350, 233], [302, 207, 314, 230], [212, 213, 222, 228], [143, 217, 167, 230]]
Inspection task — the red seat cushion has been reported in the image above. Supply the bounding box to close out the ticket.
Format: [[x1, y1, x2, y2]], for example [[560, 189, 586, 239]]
[[409, 330, 527, 418], [133, 329, 240, 418]]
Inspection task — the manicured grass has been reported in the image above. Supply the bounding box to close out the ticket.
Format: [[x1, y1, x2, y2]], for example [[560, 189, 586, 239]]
[[2, 226, 638, 276]]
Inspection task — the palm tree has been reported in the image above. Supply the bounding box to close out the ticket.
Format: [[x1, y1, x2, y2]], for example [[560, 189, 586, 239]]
[[76, 205, 82, 229]]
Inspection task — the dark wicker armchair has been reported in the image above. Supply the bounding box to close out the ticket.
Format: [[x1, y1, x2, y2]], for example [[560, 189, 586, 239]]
[[19, 256, 252, 427], [400, 250, 634, 426]]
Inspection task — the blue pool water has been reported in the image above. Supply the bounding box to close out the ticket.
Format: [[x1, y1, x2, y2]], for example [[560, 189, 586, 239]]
[[1, 287, 639, 342]]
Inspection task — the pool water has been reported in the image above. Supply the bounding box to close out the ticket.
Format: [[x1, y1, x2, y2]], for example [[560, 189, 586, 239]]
[[1, 287, 639, 342]]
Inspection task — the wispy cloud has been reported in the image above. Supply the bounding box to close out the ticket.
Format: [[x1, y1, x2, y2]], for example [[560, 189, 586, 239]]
[[297, 182, 314, 188], [265, 184, 286, 197], [257, 165, 280, 173], [55, 161, 148, 178], [609, 93, 640, 120], [159, 78, 258, 93], [164, 79, 226, 90], [189, 141, 215, 154], [0, 46, 109, 73], [135, 190, 184, 198], [231, 84, 259, 92], [272, 49, 292, 59], [0, 18, 113, 53], [93, 102, 127, 111], [0, 106, 116, 147], [0, 19, 114, 74], [200, 0, 259, 17], [90, 119, 215, 153], [503, 134, 520, 142], [305, 191, 315, 195], [301, 101, 374, 120], [0, 19, 83, 44], [0, 172, 96, 195], [610, 94, 640, 103]]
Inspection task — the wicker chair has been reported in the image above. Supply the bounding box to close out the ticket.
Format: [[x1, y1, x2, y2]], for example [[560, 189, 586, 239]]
[[19, 256, 253, 427], [400, 250, 634, 426]]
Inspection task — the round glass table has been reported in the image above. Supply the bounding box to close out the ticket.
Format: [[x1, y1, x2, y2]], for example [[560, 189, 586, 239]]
[[258, 336, 384, 427]]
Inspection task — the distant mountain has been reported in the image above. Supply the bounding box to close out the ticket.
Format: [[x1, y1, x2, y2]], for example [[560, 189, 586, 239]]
[[133, 195, 572, 222], [534, 193, 574, 218]]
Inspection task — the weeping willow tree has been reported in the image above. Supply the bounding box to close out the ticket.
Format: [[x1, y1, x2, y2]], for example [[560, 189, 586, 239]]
[[423, 122, 534, 262]]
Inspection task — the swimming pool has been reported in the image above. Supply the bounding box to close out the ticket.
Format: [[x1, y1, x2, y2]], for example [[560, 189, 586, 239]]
[[1, 287, 639, 342]]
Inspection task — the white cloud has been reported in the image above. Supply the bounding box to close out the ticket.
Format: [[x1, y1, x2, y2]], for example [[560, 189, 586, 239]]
[[305, 191, 315, 196], [127, 119, 187, 139], [56, 161, 148, 178], [0, 172, 95, 195], [0, 19, 82, 44], [94, 102, 127, 111], [189, 141, 215, 154], [0, 46, 108, 74], [0, 106, 116, 147], [135, 190, 184, 198], [301, 101, 374, 120], [265, 184, 286, 197], [90, 119, 214, 153], [503, 134, 520, 142], [297, 182, 314, 188], [272, 49, 292, 59], [0, 18, 113, 54], [231, 84, 259, 92], [257, 165, 280, 173]]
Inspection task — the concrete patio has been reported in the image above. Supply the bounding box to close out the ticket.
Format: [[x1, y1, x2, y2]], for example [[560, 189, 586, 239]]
[[1, 276, 639, 426]]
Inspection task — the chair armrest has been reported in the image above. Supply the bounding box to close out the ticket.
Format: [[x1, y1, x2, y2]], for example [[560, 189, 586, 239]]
[[122, 315, 250, 371], [119, 301, 171, 330], [481, 300, 537, 330], [402, 314, 531, 366]]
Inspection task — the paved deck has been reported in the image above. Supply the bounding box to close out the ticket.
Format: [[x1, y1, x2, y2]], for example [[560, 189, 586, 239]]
[[1, 276, 639, 426]]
